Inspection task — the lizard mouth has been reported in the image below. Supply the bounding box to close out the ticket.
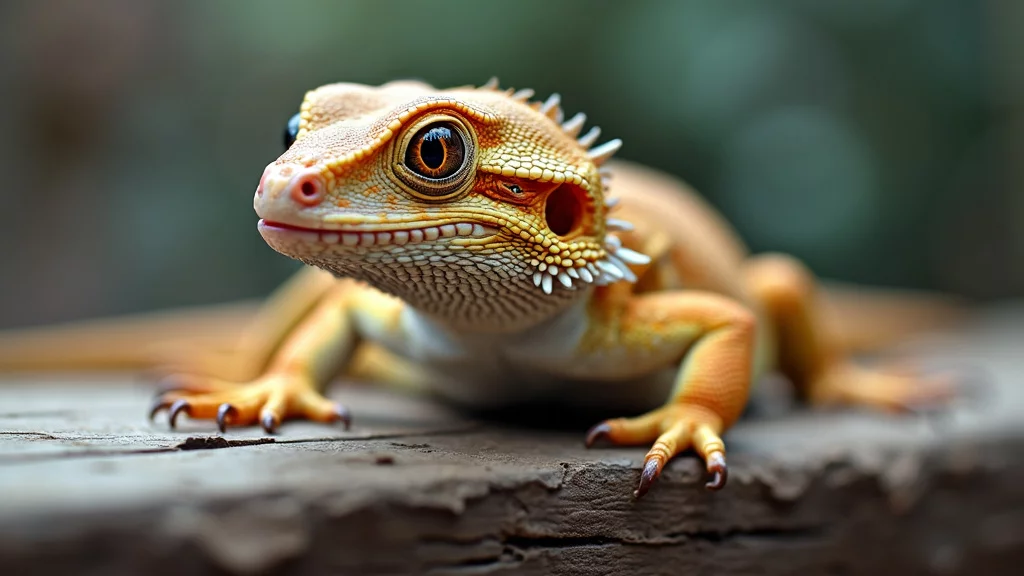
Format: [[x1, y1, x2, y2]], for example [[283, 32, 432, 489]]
[[258, 219, 500, 247]]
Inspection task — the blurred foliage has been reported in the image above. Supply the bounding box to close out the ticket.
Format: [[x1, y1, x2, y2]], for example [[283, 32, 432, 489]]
[[0, 0, 1021, 327]]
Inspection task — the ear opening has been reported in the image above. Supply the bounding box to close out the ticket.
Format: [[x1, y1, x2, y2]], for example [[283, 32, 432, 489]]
[[544, 183, 585, 238]]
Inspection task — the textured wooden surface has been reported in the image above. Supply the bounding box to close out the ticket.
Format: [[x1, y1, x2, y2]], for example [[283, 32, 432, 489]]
[[1, 307, 1023, 575]]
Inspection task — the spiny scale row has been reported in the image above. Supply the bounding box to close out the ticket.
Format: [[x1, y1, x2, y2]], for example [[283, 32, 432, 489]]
[[531, 235, 651, 295], [479, 77, 622, 167]]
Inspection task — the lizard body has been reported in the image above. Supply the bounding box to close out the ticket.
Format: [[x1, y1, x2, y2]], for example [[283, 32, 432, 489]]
[[8, 79, 955, 496]]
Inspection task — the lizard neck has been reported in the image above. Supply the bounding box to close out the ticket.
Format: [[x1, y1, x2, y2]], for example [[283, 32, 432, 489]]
[[402, 271, 593, 333], [412, 281, 595, 335], [404, 289, 593, 346]]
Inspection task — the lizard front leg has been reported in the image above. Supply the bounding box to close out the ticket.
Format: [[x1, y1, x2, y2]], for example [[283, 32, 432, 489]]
[[151, 281, 369, 433], [583, 290, 756, 497]]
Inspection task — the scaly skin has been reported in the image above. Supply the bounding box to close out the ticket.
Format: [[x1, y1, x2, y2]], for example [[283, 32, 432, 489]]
[[144, 79, 954, 496]]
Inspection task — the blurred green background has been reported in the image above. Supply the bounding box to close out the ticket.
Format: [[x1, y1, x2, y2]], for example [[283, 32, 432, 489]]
[[0, 0, 1021, 328]]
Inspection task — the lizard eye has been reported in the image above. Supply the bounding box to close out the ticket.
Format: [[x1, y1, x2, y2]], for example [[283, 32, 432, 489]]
[[392, 116, 475, 200], [283, 113, 301, 150], [404, 122, 466, 180]]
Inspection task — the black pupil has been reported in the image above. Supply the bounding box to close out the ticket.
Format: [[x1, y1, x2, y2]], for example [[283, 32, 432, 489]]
[[283, 113, 301, 150], [420, 127, 450, 169]]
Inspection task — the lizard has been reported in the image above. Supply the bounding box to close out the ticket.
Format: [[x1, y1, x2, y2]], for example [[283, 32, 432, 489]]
[[0, 78, 955, 497]]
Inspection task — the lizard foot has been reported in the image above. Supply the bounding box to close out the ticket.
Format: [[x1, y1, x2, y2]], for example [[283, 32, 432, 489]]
[[586, 404, 727, 498], [810, 362, 959, 415], [150, 373, 350, 433]]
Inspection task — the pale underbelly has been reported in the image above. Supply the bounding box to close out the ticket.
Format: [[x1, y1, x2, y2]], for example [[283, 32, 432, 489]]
[[385, 292, 778, 414], [412, 325, 776, 413]]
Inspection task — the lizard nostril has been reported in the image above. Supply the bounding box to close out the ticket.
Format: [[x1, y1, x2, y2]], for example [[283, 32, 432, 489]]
[[290, 172, 325, 207]]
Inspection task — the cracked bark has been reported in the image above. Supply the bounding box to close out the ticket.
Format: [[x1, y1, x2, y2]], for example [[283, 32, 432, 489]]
[[1, 307, 1023, 575]]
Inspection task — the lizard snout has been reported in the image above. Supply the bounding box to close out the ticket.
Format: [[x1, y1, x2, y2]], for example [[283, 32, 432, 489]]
[[255, 163, 328, 218], [256, 163, 326, 206]]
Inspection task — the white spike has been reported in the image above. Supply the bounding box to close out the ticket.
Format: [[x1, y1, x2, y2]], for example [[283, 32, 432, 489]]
[[548, 265, 559, 276], [606, 218, 634, 232], [481, 77, 499, 90], [511, 88, 535, 102], [613, 246, 651, 266], [561, 112, 586, 137], [577, 266, 594, 283], [533, 271, 543, 287], [587, 262, 601, 277], [605, 254, 637, 283], [566, 267, 580, 279], [587, 139, 622, 165], [578, 126, 601, 148], [539, 93, 561, 120], [596, 260, 624, 280], [604, 196, 620, 209], [541, 274, 553, 295], [604, 235, 622, 249], [557, 271, 573, 288]]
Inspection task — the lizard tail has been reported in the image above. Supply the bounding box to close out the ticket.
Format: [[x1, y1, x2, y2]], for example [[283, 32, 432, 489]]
[[819, 283, 967, 354], [0, 267, 338, 381], [0, 302, 259, 373]]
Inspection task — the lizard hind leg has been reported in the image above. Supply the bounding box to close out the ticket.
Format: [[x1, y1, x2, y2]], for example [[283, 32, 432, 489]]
[[743, 253, 956, 412]]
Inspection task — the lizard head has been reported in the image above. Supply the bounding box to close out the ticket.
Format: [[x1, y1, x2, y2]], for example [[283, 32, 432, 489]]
[[255, 79, 646, 332]]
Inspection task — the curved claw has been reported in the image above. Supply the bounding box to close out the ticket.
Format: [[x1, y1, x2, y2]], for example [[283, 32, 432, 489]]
[[333, 404, 352, 430], [168, 399, 192, 429], [148, 397, 172, 421], [634, 458, 663, 499], [216, 403, 237, 433], [705, 451, 728, 491], [584, 422, 612, 447], [261, 413, 280, 434]]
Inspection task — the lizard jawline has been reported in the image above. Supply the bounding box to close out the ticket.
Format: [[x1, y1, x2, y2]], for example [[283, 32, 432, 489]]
[[258, 219, 499, 248]]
